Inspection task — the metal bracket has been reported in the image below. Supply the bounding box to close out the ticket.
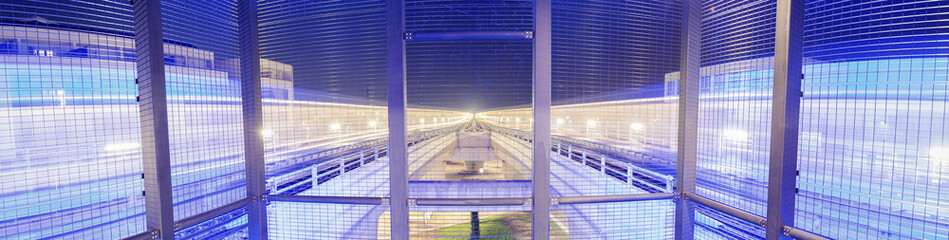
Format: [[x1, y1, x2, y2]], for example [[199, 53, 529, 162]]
[[550, 197, 560, 206], [149, 229, 160, 239], [381, 197, 390, 205], [403, 32, 413, 41], [524, 197, 533, 206], [782, 226, 792, 236], [672, 192, 681, 203], [759, 219, 768, 228], [524, 31, 534, 39], [407, 198, 417, 206]]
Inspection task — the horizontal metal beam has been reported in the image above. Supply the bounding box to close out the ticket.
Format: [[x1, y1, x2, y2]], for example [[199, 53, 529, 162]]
[[174, 198, 251, 232], [118, 230, 159, 240], [413, 198, 529, 206], [557, 193, 673, 205], [405, 31, 533, 41], [684, 193, 766, 228], [784, 226, 830, 240], [268, 195, 387, 205]]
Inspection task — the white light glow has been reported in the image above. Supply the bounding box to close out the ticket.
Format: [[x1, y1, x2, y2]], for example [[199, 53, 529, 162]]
[[630, 123, 644, 131], [930, 146, 949, 161], [104, 142, 140, 152], [556, 119, 564, 124], [722, 129, 749, 141], [586, 119, 597, 127], [261, 129, 274, 138], [368, 121, 377, 127], [330, 123, 341, 131]]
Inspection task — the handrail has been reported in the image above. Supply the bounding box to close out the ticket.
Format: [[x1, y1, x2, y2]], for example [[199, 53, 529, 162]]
[[413, 197, 529, 206], [268, 195, 387, 205], [266, 124, 461, 195], [685, 192, 767, 227], [485, 124, 675, 193], [556, 193, 673, 205]]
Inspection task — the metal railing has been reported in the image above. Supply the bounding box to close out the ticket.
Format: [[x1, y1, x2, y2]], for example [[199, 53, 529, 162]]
[[266, 125, 461, 196], [485, 124, 674, 193]]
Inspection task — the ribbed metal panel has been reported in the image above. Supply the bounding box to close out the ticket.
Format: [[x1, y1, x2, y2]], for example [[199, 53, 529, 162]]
[[701, 0, 776, 66], [552, 0, 681, 103], [405, 0, 534, 32], [257, 0, 387, 102]]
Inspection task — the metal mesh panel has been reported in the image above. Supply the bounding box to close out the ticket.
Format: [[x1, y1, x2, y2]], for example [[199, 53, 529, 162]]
[[694, 205, 765, 240], [795, 1, 949, 238], [694, 0, 776, 217], [408, 211, 531, 239], [404, 1, 535, 199], [159, 0, 246, 221], [0, 2, 146, 239], [175, 206, 248, 239], [268, 202, 389, 239], [546, 0, 681, 198], [405, 0, 534, 32], [550, 200, 674, 239], [256, 0, 395, 200]]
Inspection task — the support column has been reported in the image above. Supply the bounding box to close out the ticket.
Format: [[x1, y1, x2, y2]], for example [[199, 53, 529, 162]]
[[675, 0, 701, 239], [237, 0, 268, 238], [386, 0, 409, 239], [532, 0, 552, 238], [132, 0, 174, 239], [768, 0, 804, 239]]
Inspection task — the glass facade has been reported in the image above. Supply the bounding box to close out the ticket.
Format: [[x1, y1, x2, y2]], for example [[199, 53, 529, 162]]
[[0, 0, 946, 239]]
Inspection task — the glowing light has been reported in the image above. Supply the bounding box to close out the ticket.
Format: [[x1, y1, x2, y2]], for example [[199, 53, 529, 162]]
[[261, 129, 274, 138], [419, 119, 425, 124], [368, 121, 377, 127], [722, 129, 749, 141], [930, 147, 949, 161], [556, 119, 564, 124], [330, 123, 341, 131], [586, 119, 597, 127], [630, 123, 644, 131], [104, 142, 140, 152]]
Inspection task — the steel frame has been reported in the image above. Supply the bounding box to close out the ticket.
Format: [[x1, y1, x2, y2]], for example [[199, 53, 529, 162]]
[[131, 0, 175, 238], [768, 0, 805, 239], [532, 0, 552, 239], [386, 0, 410, 239], [237, 0, 269, 238], [675, 0, 702, 239]]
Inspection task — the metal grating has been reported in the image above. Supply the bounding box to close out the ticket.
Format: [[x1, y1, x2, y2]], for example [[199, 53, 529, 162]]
[[159, 0, 247, 221], [0, 2, 146, 239], [550, 200, 674, 239], [267, 202, 389, 239], [693, 0, 776, 221], [795, 0, 949, 238]]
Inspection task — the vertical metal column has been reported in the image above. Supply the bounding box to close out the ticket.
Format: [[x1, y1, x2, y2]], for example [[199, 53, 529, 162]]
[[386, 0, 409, 239], [532, 0, 552, 238], [132, 0, 174, 239], [768, 0, 804, 239], [237, 0, 268, 239], [675, 0, 701, 239]]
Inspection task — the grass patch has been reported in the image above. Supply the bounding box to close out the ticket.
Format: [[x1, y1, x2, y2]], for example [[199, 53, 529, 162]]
[[550, 220, 568, 238], [437, 215, 514, 239]]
